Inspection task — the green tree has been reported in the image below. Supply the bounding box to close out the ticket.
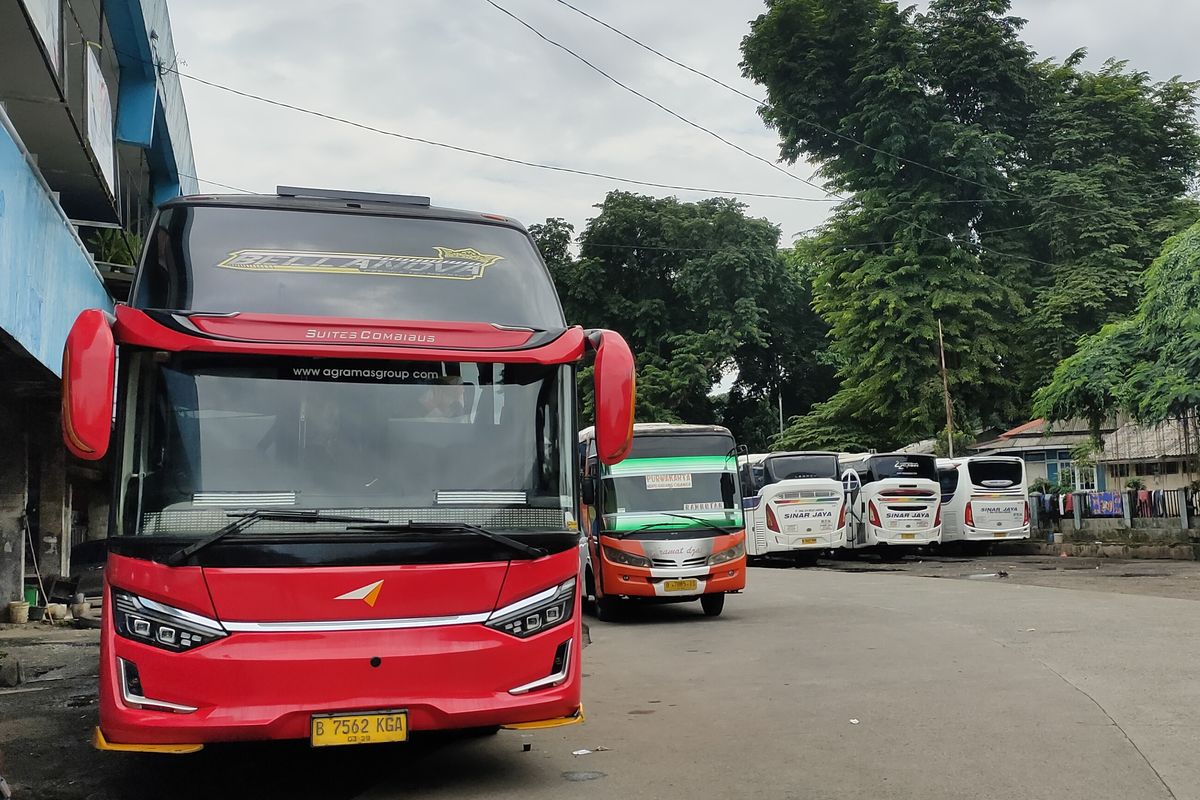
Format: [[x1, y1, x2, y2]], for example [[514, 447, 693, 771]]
[[530, 192, 836, 448], [742, 0, 1200, 449], [1034, 220, 1200, 433]]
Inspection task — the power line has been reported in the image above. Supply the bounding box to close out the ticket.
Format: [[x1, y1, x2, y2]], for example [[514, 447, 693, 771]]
[[115, 47, 1076, 210], [487, 2, 1065, 269], [485, 0, 835, 199], [179, 173, 259, 194], [123, 51, 838, 205], [549, 0, 1097, 215]]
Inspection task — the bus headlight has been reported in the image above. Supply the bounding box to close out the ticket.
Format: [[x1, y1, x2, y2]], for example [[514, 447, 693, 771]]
[[112, 589, 228, 652], [707, 541, 745, 566], [486, 578, 576, 639], [603, 546, 651, 568]]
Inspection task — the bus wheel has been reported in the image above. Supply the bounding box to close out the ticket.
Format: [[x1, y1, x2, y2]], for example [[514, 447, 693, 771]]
[[700, 593, 725, 617], [585, 566, 596, 602], [594, 595, 621, 622]]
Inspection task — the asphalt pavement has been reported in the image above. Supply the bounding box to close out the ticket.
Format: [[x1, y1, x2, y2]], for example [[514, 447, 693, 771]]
[[4, 557, 1200, 799]]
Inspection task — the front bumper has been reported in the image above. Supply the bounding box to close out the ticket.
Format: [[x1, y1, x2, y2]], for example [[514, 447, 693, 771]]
[[98, 606, 582, 746], [600, 560, 746, 599]]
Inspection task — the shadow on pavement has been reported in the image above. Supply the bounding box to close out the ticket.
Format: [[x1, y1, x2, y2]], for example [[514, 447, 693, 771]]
[[92, 730, 513, 800]]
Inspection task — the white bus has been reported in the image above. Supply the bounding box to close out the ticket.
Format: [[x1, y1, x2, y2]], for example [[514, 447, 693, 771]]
[[739, 452, 847, 561], [839, 452, 941, 558], [936, 456, 1029, 546]]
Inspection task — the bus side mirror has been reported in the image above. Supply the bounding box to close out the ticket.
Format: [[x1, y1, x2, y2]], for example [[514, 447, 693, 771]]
[[581, 475, 597, 507], [62, 309, 115, 461], [587, 329, 635, 466]]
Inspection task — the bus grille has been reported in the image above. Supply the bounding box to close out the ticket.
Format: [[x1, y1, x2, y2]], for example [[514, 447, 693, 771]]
[[652, 556, 708, 568]]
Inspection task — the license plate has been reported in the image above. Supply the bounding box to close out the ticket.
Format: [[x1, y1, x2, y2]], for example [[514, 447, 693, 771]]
[[311, 711, 408, 747], [801, 537, 818, 545], [993, 532, 1006, 538], [663, 579, 698, 592], [899, 533, 916, 540]]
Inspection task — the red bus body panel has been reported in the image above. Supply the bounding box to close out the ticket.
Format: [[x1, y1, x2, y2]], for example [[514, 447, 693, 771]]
[[113, 306, 587, 364], [99, 310, 590, 746], [101, 550, 582, 745]]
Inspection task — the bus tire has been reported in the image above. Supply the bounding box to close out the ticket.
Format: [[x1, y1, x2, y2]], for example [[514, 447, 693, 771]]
[[700, 593, 725, 617], [594, 595, 621, 622], [584, 565, 596, 602]]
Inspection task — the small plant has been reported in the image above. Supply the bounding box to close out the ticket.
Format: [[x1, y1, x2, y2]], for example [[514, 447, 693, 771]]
[[1030, 477, 1055, 494], [1125, 477, 1147, 490]]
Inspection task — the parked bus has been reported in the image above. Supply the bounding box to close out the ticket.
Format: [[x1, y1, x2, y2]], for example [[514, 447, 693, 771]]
[[578, 424, 746, 620], [839, 453, 941, 558], [60, 187, 636, 752], [739, 452, 847, 561], [937, 457, 1030, 547]]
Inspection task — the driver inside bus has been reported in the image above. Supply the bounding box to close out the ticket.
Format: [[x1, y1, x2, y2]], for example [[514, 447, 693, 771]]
[[417, 375, 468, 421]]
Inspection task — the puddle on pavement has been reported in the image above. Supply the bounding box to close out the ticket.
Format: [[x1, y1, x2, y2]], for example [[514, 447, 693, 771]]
[[563, 771, 606, 782]]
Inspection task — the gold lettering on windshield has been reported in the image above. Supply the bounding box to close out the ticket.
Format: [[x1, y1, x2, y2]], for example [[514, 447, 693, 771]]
[[217, 247, 505, 280]]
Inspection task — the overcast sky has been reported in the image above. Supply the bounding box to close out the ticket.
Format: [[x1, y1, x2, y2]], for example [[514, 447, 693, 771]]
[[168, 0, 1200, 245]]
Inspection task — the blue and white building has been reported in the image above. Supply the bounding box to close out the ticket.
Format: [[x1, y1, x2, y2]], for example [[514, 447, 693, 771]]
[[0, 0, 197, 606]]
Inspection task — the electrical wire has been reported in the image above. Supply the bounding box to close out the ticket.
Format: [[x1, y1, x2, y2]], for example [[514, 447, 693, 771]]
[[549, 0, 1099, 215], [484, 1, 1065, 269], [178, 173, 260, 194], [484, 0, 835, 199]]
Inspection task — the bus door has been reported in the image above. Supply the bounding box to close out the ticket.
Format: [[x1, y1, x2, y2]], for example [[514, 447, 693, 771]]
[[841, 468, 863, 546]]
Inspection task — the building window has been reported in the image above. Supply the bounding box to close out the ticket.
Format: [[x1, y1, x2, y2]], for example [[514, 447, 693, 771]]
[[1048, 460, 1098, 490]]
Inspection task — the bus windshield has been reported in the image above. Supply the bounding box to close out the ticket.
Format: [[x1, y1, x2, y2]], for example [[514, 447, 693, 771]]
[[601, 456, 742, 532], [966, 460, 1024, 489], [869, 455, 938, 482], [119, 353, 570, 535], [764, 454, 840, 483], [132, 205, 564, 328]]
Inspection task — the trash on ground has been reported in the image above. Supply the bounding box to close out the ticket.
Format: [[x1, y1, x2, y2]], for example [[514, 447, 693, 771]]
[[849, 718, 860, 725], [593, 745, 611, 751], [572, 749, 592, 756]]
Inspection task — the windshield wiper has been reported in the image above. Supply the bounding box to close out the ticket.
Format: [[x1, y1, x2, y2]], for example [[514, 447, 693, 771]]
[[164, 510, 387, 566], [344, 522, 547, 559], [662, 513, 737, 533], [607, 521, 682, 539]]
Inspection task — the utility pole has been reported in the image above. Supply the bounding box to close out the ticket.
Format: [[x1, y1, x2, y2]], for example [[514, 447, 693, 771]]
[[778, 390, 784, 438], [938, 319, 954, 459]]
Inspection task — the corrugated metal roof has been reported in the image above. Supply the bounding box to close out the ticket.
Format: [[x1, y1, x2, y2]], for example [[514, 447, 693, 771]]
[[1101, 419, 1191, 461], [972, 433, 1091, 452]]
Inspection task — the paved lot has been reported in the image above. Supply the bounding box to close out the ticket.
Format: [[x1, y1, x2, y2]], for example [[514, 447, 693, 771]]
[[3, 556, 1200, 799]]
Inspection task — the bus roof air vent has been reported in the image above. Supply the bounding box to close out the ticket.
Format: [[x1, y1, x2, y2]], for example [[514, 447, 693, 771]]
[[275, 186, 432, 207]]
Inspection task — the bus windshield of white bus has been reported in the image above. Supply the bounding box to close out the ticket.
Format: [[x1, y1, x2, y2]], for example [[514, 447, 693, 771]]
[[118, 353, 571, 536], [966, 460, 1024, 489], [869, 456, 938, 482], [763, 454, 840, 483]]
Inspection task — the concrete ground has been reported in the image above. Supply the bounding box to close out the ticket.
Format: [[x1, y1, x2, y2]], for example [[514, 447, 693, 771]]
[[3, 555, 1200, 799]]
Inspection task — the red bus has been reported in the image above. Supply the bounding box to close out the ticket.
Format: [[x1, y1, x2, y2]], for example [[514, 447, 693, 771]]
[[61, 187, 635, 752]]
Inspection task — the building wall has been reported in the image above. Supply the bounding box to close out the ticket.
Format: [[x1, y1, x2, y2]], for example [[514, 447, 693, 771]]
[[0, 111, 114, 376], [1104, 463, 1193, 492]]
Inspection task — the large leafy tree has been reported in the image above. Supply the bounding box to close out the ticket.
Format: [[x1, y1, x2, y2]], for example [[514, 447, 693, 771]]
[[1034, 221, 1200, 443], [530, 193, 835, 450], [742, 0, 1200, 450]]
